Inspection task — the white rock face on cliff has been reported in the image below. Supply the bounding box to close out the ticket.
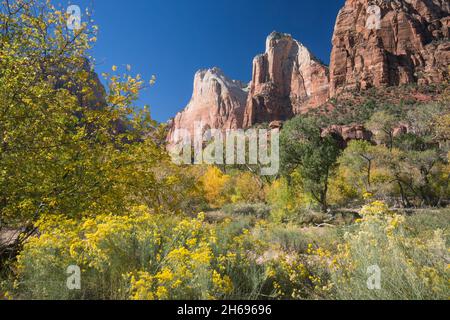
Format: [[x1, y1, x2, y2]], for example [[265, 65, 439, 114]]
[[167, 67, 248, 146], [243, 32, 330, 127]]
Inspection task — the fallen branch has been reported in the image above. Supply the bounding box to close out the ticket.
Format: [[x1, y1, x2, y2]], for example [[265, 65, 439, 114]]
[[315, 223, 336, 228]]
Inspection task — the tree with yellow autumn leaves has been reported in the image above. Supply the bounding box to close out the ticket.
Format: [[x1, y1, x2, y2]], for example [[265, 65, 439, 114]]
[[0, 0, 200, 258]]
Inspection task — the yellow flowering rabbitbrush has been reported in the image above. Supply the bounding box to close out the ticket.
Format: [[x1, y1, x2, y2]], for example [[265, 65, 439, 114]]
[[13, 209, 246, 300]]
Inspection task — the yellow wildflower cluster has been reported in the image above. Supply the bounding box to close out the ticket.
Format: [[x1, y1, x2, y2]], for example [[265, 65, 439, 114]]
[[14, 208, 254, 300], [266, 255, 312, 299], [360, 200, 392, 217], [10, 199, 447, 300], [308, 201, 449, 299]]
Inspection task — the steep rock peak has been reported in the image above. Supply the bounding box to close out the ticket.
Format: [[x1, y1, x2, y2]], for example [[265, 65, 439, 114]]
[[188, 67, 248, 110], [166, 67, 248, 146], [243, 31, 330, 127], [265, 31, 321, 64]]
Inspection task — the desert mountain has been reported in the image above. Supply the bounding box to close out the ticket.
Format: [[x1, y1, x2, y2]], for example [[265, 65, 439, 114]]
[[242, 32, 330, 127], [167, 0, 449, 145], [166, 68, 248, 145]]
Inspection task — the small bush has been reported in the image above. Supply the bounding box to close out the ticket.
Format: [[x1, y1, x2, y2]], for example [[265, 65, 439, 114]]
[[199, 166, 232, 209], [231, 172, 265, 204], [266, 178, 301, 222], [222, 203, 271, 219], [6, 202, 449, 300]]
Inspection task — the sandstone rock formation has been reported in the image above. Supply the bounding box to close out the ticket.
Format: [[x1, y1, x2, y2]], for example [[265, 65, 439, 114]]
[[166, 67, 248, 145], [330, 0, 450, 97], [322, 124, 374, 148], [167, 0, 449, 146], [243, 32, 330, 127], [269, 120, 284, 130]]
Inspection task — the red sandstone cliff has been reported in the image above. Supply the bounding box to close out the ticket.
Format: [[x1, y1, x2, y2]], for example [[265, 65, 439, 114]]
[[329, 0, 450, 96], [167, 0, 449, 146], [243, 32, 330, 127]]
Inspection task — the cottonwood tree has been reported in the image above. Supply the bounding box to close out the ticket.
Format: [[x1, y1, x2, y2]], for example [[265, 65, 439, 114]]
[[338, 140, 376, 192], [0, 0, 193, 258], [280, 117, 341, 212], [366, 111, 398, 150]]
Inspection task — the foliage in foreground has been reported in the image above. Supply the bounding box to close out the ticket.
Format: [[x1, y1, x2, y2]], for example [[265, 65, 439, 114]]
[[5, 202, 448, 300], [0, 0, 203, 260], [315, 202, 449, 299], [8, 207, 268, 300]]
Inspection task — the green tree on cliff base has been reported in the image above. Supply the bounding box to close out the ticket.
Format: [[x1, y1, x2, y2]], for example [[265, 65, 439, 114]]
[[280, 117, 341, 212]]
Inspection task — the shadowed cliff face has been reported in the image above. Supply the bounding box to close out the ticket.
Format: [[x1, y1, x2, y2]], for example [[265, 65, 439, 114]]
[[53, 59, 107, 111], [329, 0, 450, 96]]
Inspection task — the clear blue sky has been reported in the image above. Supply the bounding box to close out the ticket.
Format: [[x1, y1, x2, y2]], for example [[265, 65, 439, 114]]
[[64, 0, 345, 122]]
